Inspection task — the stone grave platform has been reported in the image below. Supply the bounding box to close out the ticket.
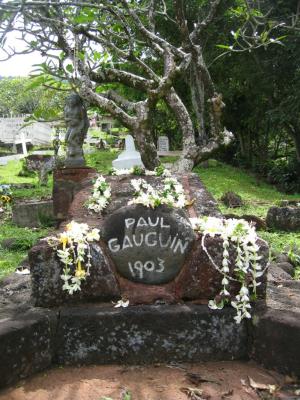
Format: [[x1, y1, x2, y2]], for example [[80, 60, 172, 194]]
[[1, 170, 300, 388], [12, 199, 54, 228]]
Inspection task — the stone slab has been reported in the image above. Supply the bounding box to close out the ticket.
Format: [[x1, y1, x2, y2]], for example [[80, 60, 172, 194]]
[[29, 241, 120, 307], [250, 307, 300, 377], [0, 308, 57, 388], [157, 136, 169, 152], [266, 206, 300, 231], [1, 292, 300, 388], [12, 200, 54, 228], [54, 304, 248, 365], [102, 204, 195, 284]]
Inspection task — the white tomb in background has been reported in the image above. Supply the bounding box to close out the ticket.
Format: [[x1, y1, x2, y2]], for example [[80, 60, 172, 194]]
[[112, 135, 144, 170]]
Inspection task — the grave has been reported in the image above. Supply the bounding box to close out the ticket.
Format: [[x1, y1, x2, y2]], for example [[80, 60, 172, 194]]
[[157, 135, 169, 152], [23, 154, 54, 186], [14, 132, 32, 156], [12, 199, 54, 228], [112, 135, 144, 169], [1, 168, 300, 389], [0, 117, 52, 146]]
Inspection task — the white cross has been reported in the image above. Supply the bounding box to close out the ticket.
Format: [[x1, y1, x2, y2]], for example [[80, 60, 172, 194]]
[[15, 132, 31, 156]]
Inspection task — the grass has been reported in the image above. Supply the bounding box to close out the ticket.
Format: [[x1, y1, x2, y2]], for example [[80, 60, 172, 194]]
[[195, 160, 300, 218], [86, 149, 119, 173], [0, 159, 52, 199], [194, 160, 300, 254], [0, 221, 50, 278], [0, 158, 54, 278]]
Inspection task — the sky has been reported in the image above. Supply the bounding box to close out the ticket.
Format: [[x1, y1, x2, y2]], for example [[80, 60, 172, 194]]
[[0, 52, 44, 77], [0, 32, 44, 77]]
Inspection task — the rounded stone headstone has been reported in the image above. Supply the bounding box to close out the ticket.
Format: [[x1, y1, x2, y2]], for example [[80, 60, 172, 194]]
[[102, 204, 195, 284]]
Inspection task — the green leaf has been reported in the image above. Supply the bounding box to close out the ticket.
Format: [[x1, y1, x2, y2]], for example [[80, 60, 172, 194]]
[[93, 51, 101, 61], [66, 64, 74, 73], [216, 44, 232, 49]]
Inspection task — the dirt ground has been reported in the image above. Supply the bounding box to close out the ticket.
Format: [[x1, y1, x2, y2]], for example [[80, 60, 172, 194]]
[[0, 361, 299, 400]]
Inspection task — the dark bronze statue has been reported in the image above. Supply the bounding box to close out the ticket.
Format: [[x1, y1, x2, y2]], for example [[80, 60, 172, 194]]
[[64, 93, 89, 167]]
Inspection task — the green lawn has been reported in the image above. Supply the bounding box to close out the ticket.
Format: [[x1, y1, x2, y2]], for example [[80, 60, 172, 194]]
[[0, 159, 52, 199], [195, 161, 300, 254], [86, 149, 119, 173], [0, 223, 50, 279], [0, 158, 53, 277]]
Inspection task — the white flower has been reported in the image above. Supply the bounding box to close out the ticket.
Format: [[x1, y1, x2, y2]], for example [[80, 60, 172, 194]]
[[51, 221, 102, 295], [114, 168, 133, 175], [162, 169, 172, 177], [222, 277, 229, 285], [129, 176, 186, 209], [208, 299, 224, 310], [145, 170, 156, 176], [86, 228, 100, 242], [196, 216, 265, 324], [189, 218, 200, 229], [240, 286, 249, 296], [87, 175, 111, 214], [198, 217, 224, 237], [114, 299, 129, 308]]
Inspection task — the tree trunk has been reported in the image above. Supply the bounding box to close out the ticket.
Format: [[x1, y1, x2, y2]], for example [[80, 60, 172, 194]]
[[289, 128, 300, 163], [165, 88, 198, 172], [133, 101, 159, 170], [189, 62, 206, 144], [133, 126, 159, 170]]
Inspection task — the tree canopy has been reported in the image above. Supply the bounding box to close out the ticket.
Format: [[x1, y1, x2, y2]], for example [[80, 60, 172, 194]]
[[0, 0, 299, 185]]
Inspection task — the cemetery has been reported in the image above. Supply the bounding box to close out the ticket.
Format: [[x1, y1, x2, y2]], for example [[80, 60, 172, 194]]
[[0, 1, 300, 400]]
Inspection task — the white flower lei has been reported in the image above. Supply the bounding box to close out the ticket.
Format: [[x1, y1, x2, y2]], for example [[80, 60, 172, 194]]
[[110, 166, 172, 177], [192, 217, 267, 324], [87, 175, 111, 213], [47, 221, 100, 294], [128, 177, 186, 208]]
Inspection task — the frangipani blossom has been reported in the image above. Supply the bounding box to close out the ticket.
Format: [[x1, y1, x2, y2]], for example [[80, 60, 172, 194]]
[[87, 175, 111, 213], [49, 221, 100, 295], [192, 216, 267, 324]]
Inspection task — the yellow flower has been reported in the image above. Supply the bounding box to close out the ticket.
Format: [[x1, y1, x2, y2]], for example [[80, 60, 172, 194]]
[[1, 195, 11, 204], [59, 232, 69, 249], [75, 261, 86, 278]]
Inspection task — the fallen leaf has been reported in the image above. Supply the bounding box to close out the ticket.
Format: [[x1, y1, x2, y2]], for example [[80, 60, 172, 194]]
[[221, 389, 234, 398], [180, 386, 211, 399], [186, 372, 220, 386], [248, 377, 278, 394]]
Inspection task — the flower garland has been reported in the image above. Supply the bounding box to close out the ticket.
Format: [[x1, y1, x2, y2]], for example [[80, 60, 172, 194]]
[[192, 216, 266, 324], [0, 184, 12, 210], [48, 221, 100, 294], [86, 175, 111, 213], [128, 177, 186, 208], [109, 165, 172, 177]]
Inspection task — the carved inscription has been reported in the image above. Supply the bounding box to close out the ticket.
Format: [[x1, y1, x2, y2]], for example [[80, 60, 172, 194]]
[[102, 205, 195, 284]]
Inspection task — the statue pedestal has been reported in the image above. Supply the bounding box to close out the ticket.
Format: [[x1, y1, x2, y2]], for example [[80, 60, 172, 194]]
[[53, 167, 97, 224]]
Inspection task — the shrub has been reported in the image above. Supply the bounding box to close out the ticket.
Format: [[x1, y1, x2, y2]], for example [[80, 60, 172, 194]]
[[267, 157, 300, 193]]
